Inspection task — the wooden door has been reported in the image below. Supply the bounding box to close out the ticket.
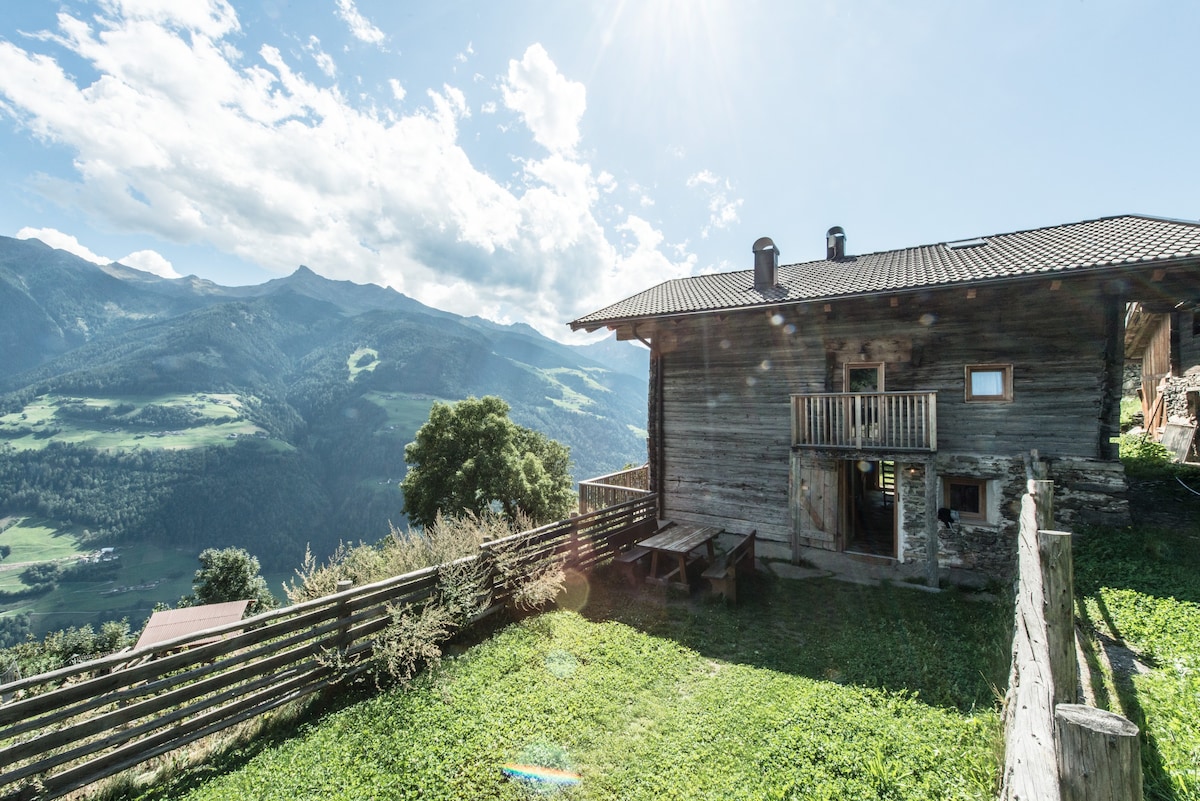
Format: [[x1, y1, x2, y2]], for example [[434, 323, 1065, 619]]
[[791, 453, 841, 556]]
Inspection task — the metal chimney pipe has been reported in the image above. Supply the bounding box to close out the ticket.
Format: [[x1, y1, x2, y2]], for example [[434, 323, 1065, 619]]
[[752, 237, 779, 291], [827, 226, 846, 260]]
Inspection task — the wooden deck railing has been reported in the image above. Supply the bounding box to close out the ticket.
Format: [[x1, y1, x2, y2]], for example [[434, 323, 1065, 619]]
[[791, 391, 937, 451], [0, 496, 657, 801], [577, 463, 651, 514]]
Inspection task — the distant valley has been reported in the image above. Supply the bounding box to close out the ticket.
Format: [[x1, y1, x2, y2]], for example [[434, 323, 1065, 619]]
[[0, 236, 647, 638]]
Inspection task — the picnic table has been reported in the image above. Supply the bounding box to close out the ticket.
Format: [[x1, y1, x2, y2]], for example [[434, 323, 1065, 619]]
[[637, 524, 721, 591]]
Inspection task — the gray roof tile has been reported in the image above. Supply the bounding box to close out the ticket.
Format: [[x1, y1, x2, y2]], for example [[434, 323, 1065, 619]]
[[569, 214, 1200, 330]]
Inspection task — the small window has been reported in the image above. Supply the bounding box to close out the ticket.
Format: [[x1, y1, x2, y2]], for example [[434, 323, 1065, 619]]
[[944, 477, 987, 522], [965, 364, 1013, 402]]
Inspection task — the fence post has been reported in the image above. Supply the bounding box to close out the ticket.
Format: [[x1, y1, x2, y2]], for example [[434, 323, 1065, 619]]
[[1039, 529, 1077, 704], [1054, 704, 1142, 801], [1030, 477, 1053, 531], [335, 579, 353, 650]]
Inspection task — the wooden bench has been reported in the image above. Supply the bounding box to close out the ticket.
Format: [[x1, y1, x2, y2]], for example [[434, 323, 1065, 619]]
[[702, 530, 756, 602], [613, 545, 652, 585]]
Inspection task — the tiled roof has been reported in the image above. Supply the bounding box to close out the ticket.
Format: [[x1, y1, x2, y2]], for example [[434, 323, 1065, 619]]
[[570, 215, 1200, 330], [134, 599, 251, 650]]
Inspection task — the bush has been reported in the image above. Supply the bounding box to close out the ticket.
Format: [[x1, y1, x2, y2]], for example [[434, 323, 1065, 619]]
[[287, 512, 520, 603], [291, 511, 565, 686], [1119, 434, 1179, 479]]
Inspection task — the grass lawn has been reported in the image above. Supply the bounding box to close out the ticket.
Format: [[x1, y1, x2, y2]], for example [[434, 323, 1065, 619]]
[[1074, 475, 1200, 801], [121, 569, 1010, 801]]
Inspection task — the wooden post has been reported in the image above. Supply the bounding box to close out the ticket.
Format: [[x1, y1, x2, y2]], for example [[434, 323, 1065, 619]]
[[335, 579, 353, 649], [924, 459, 939, 588], [1039, 529, 1076, 704], [1030, 478, 1054, 532], [1055, 704, 1142, 801]]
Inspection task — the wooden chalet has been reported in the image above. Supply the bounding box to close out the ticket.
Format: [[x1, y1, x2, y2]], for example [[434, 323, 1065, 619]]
[[571, 215, 1200, 584]]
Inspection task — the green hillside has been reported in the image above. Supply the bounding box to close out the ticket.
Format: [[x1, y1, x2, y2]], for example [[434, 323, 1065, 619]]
[[0, 236, 648, 636]]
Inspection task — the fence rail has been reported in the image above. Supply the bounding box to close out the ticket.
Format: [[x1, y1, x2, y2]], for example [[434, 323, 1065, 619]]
[[999, 472, 1141, 801], [577, 464, 651, 514], [791, 391, 937, 451], [0, 495, 657, 801]]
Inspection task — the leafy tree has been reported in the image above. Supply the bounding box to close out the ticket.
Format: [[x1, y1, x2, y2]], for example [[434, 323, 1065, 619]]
[[180, 547, 278, 615], [401, 396, 574, 529]]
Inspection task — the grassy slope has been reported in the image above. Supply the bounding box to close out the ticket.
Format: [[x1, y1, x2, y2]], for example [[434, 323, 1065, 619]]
[[1074, 473, 1200, 801], [0, 392, 268, 453], [127, 572, 1009, 801]]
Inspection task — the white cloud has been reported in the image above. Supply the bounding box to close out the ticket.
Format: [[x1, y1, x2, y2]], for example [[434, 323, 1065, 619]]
[[501, 44, 586, 155], [16, 226, 109, 263], [15, 225, 180, 278], [335, 0, 385, 46], [308, 36, 336, 78], [0, 9, 693, 341], [120, 249, 181, 278], [686, 170, 742, 238]]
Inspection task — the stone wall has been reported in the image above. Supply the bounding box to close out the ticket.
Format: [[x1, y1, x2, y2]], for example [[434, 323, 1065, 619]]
[[933, 454, 1027, 581], [1123, 362, 1142, 396], [1162, 374, 1200, 426], [897, 453, 1130, 585], [1045, 457, 1131, 528]]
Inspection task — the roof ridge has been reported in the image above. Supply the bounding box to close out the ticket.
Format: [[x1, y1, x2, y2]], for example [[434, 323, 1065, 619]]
[[770, 214, 1200, 270]]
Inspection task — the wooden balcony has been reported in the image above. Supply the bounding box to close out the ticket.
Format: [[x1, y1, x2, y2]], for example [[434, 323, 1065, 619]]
[[578, 464, 652, 514], [791, 392, 937, 452]]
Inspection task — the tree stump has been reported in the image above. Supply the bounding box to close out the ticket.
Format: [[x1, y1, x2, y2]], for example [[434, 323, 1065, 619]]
[[1055, 703, 1141, 801]]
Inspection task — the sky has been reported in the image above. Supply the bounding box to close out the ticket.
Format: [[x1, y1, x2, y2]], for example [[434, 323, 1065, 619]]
[[1, 0, 1198, 344]]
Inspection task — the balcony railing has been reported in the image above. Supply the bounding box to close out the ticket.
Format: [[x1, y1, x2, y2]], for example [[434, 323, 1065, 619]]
[[791, 392, 937, 452], [578, 464, 652, 514]]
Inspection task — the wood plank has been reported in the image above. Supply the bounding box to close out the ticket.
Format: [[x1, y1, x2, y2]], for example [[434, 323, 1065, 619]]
[[1160, 422, 1197, 462]]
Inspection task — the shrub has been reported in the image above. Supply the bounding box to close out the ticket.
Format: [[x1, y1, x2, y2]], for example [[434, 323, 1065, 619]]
[[1119, 434, 1178, 479], [294, 511, 566, 686]]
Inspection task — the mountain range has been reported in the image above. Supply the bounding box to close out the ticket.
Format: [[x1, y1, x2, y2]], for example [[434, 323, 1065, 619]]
[[0, 235, 646, 634]]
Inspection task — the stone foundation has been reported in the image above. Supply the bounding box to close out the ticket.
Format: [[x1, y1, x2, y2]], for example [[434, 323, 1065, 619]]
[[1162, 374, 1200, 427], [896, 453, 1130, 585], [1042, 457, 1130, 528]]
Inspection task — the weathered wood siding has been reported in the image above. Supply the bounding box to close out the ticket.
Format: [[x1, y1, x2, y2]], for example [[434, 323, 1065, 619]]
[[1181, 310, 1200, 376], [653, 277, 1118, 544], [1141, 315, 1172, 418]]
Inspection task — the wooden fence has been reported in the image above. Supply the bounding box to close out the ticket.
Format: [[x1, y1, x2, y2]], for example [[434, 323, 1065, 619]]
[[0, 496, 657, 801], [790, 391, 937, 451], [577, 464, 651, 514], [999, 476, 1142, 801]]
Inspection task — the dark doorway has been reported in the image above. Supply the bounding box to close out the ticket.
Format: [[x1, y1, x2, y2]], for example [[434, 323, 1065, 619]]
[[842, 460, 896, 557]]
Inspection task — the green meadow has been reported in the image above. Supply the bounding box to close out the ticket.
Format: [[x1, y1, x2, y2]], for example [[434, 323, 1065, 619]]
[[0, 393, 271, 453]]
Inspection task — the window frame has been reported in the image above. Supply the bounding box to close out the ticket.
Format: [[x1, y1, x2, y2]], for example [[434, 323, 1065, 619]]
[[943, 477, 988, 522], [964, 363, 1013, 403], [844, 361, 886, 393]]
